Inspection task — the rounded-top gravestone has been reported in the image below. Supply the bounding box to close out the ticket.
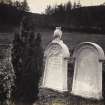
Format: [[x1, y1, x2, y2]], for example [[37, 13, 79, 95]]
[[71, 42, 105, 100], [41, 27, 70, 92]]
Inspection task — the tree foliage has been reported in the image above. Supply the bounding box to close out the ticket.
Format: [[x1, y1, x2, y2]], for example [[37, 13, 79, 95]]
[[45, 5, 53, 15], [0, 45, 15, 105], [21, 0, 29, 11], [0, 0, 30, 11], [12, 16, 43, 103], [45, 1, 81, 15], [45, 1, 81, 24]]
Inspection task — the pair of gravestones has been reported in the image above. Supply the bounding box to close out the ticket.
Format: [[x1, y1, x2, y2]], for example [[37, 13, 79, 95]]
[[41, 27, 105, 100]]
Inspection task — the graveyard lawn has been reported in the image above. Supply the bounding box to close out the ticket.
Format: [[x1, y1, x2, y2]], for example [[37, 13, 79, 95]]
[[0, 31, 105, 105], [1, 31, 105, 51], [34, 74, 105, 105], [35, 95, 105, 105], [35, 31, 105, 105]]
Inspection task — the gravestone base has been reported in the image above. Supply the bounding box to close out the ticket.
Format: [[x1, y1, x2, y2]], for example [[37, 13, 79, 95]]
[[71, 90, 103, 100], [38, 88, 68, 105]]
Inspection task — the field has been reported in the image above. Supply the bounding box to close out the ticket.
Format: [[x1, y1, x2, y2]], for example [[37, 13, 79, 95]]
[[0, 31, 105, 105], [1, 31, 105, 51], [36, 31, 105, 105], [38, 31, 105, 51]]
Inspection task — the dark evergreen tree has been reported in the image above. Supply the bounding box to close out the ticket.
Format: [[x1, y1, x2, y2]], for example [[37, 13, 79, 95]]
[[12, 17, 43, 104], [65, 1, 72, 24], [13, 0, 21, 10], [73, 1, 77, 9], [0, 0, 13, 5], [35, 33, 43, 78], [21, 0, 29, 11], [57, 4, 66, 22], [11, 31, 23, 102], [0, 0, 30, 11], [45, 5, 54, 15], [65, 1, 72, 12], [76, 0, 81, 8]]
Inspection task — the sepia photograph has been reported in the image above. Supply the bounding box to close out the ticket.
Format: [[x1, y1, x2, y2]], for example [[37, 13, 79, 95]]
[[0, 0, 105, 105]]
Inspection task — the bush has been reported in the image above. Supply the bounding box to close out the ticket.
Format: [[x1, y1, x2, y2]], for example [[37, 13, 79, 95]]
[[0, 45, 15, 105], [12, 17, 44, 104]]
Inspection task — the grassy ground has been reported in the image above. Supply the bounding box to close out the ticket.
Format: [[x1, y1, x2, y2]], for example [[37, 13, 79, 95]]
[[38, 31, 105, 51], [1, 31, 105, 51], [34, 72, 105, 105], [36, 31, 105, 105], [1, 31, 105, 105]]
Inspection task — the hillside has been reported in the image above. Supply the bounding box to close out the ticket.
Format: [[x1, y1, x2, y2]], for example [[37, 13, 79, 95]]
[[0, 4, 46, 32], [70, 6, 105, 33], [1, 4, 105, 33]]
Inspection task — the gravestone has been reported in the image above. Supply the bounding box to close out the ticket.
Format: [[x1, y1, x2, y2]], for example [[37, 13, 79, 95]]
[[41, 27, 70, 92], [71, 42, 105, 100]]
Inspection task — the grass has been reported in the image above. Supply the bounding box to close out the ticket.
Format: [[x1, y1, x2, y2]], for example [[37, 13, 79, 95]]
[[0, 31, 105, 105], [38, 31, 105, 51], [1, 31, 105, 51], [36, 31, 105, 105]]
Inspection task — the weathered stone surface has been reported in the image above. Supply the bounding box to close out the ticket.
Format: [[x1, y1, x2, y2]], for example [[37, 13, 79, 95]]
[[71, 42, 105, 100], [41, 41, 70, 92]]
